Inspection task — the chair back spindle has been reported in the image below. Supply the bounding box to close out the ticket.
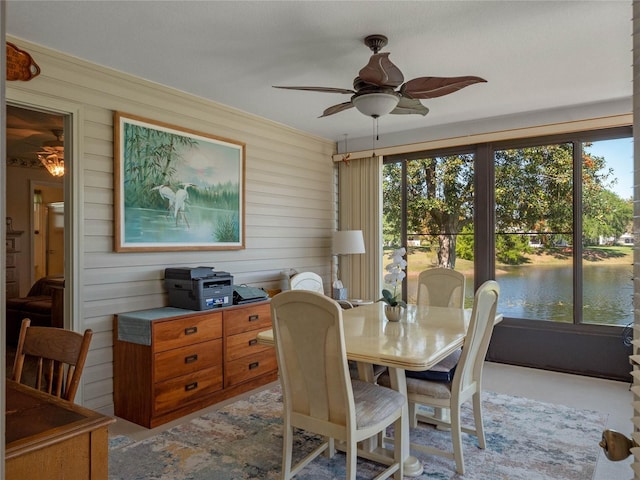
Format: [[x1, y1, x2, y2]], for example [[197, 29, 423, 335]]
[[12, 318, 93, 403]]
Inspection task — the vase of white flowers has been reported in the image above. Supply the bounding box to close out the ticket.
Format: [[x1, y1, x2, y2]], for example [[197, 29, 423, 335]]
[[378, 247, 407, 321]]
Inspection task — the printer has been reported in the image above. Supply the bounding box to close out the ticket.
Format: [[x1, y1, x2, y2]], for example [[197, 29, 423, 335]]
[[164, 267, 233, 310]]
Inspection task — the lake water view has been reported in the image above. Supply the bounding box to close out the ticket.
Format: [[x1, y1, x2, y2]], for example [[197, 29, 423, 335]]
[[482, 264, 631, 326], [404, 262, 632, 326]]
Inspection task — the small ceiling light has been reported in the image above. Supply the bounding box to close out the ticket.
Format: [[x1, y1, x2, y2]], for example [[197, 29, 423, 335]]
[[37, 129, 64, 177], [38, 153, 64, 177], [352, 92, 399, 118]]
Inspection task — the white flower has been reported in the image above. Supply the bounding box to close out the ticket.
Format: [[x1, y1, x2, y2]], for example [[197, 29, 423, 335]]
[[378, 248, 407, 307]]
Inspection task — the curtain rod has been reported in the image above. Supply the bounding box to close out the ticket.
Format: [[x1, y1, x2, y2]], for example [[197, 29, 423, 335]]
[[331, 114, 631, 162]]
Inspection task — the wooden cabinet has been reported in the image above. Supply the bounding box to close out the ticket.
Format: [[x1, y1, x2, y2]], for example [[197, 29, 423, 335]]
[[114, 301, 277, 428]]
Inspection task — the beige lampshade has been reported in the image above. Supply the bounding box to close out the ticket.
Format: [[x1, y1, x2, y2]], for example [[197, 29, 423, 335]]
[[332, 230, 365, 255]]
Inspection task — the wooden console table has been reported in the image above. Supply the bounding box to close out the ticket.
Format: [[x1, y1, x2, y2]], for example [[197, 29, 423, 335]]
[[5, 380, 115, 480], [113, 300, 278, 428]]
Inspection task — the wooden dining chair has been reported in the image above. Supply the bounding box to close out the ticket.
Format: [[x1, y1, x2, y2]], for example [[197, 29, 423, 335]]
[[416, 268, 466, 309], [11, 318, 93, 403], [381, 280, 500, 474], [271, 290, 405, 480], [409, 268, 467, 384], [385, 268, 468, 421]]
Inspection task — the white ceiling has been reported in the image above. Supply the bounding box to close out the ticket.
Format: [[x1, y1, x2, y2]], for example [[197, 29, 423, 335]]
[[5, 1, 633, 147]]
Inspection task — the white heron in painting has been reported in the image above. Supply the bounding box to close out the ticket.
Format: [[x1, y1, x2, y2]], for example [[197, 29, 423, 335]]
[[174, 183, 195, 228], [151, 185, 176, 218]]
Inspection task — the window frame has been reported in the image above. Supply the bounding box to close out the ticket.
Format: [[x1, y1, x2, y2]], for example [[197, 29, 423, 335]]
[[385, 125, 632, 333]]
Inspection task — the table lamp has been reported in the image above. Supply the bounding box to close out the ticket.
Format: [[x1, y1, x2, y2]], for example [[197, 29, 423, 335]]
[[332, 230, 365, 300]]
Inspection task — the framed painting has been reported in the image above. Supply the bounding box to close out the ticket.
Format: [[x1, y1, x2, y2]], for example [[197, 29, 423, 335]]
[[114, 112, 245, 252]]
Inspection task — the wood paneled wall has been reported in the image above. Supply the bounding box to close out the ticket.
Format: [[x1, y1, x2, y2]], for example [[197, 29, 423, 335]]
[[6, 37, 336, 413]]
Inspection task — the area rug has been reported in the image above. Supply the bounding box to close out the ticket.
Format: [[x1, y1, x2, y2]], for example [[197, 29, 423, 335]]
[[108, 386, 606, 480]]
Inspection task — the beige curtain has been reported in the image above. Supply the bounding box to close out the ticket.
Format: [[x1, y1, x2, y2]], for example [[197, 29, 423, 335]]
[[337, 156, 382, 302]]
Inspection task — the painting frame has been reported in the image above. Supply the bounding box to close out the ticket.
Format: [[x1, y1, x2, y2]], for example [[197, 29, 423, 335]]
[[114, 112, 245, 252]]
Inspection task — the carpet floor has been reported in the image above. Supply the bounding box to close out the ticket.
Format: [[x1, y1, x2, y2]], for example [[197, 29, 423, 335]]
[[108, 386, 606, 480]]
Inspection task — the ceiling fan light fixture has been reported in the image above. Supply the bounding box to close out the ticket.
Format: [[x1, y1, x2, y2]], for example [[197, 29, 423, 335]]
[[37, 129, 65, 177], [352, 92, 399, 118], [38, 153, 64, 177]]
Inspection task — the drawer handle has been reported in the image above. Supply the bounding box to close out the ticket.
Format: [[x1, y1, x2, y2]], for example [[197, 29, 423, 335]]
[[248, 339, 258, 346], [249, 361, 259, 370], [185, 354, 198, 364], [248, 314, 259, 322], [184, 326, 198, 335], [185, 382, 198, 391]]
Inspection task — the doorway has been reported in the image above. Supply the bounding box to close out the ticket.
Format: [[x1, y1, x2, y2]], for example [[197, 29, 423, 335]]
[[5, 105, 66, 343]]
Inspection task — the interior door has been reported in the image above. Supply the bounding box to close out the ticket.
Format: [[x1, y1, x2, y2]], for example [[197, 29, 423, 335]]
[[45, 201, 64, 276]]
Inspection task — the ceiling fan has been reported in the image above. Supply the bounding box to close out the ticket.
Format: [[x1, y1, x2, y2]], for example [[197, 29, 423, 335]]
[[274, 34, 487, 119]]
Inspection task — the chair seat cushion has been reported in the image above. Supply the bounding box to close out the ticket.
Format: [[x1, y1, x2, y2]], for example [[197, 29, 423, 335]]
[[405, 348, 461, 382], [352, 379, 404, 429], [405, 375, 452, 399], [379, 372, 453, 400]]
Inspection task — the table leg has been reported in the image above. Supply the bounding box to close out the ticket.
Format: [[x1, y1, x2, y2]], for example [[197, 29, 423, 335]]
[[388, 367, 424, 477]]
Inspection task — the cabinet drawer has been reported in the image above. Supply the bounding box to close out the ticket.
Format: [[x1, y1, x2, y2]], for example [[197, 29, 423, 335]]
[[154, 312, 222, 352], [224, 349, 277, 388], [154, 366, 223, 414], [154, 339, 222, 382], [226, 328, 272, 362], [224, 303, 271, 336]]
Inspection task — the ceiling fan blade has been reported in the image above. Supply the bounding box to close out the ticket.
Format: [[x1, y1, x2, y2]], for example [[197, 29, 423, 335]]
[[6, 127, 47, 138], [273, 85, 355, 94], [401, 76, 487, 99], [319, 101, 354, 118], [391, 97, 429, 116], [37, 146, 64, 155], [358, 53, 404, 88]]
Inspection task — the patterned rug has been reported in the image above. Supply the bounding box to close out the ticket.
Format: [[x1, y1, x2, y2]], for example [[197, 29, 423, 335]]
[[108, 386, 607, 480]]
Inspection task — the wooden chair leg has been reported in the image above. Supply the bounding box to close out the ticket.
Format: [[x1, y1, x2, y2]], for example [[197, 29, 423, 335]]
[[281, 422, 293, 480], [451, 405, 465, 475], [346, 439, 357, 480], [393, 415, 404, 480], [408, 400, 418, 428], [473, 392, 486, 449]]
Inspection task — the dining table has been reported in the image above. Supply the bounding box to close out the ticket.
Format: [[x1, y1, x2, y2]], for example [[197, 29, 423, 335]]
[[257, 300, 503, 477]]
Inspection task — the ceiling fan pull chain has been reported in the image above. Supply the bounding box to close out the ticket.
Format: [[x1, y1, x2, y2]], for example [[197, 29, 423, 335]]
[[371, 117, 377, 157]]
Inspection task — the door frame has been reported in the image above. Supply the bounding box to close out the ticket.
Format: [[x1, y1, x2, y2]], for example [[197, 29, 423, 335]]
[[6, 90, 84, 338]]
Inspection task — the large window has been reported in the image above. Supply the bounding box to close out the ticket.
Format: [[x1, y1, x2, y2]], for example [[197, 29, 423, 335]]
[[383, 127, 632, 326], [383, 151, 475, 306], [494, 142, 575, 323], [580, 138, 633, 325]]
